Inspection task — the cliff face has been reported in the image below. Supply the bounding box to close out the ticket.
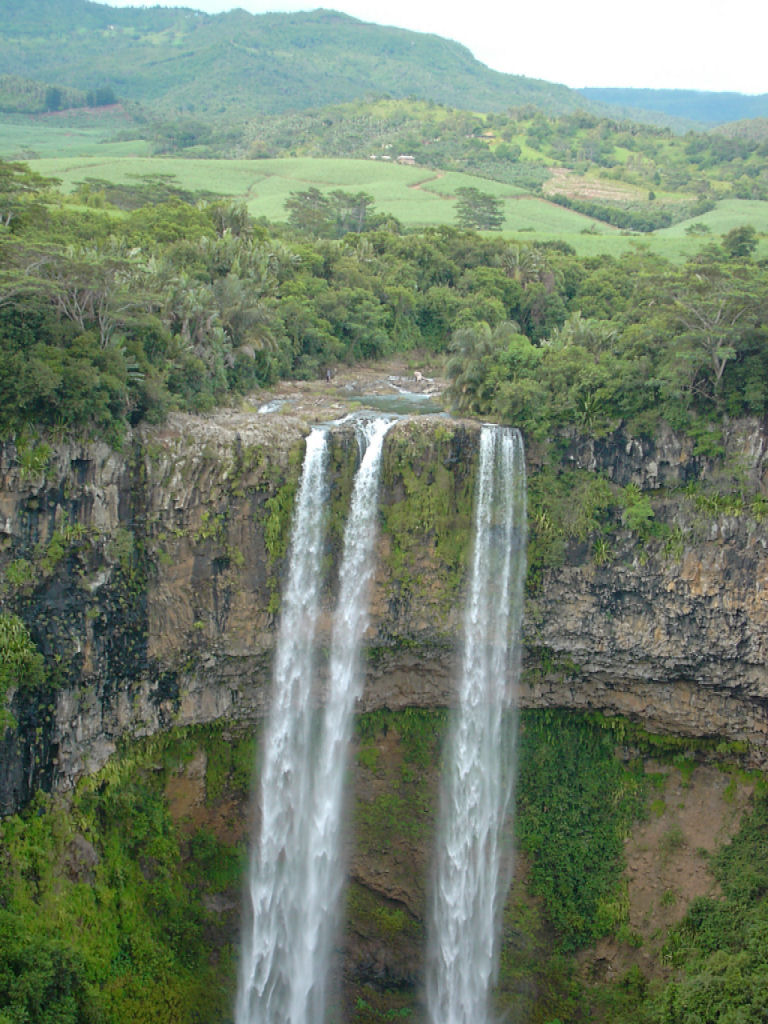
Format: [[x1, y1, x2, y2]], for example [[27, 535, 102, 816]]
[[2, 411, 768, 814], [524, 419, 768, 761]]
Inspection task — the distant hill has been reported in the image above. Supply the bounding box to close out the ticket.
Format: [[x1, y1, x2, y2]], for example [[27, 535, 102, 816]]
[[580, 88, 768, 126], [0, 0, 595, 120], [715, 118, 768, 142]]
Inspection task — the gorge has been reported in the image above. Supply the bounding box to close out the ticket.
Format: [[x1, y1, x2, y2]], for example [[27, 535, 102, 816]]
[[1, 382, 768, 1022]]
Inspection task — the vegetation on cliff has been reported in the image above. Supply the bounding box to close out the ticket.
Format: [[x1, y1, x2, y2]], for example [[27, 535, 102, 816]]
[[1, 712, 761, 1023], [0, 612, 46, 728], [0, 724, 252, 1024], [645, 790, 768, 1024]]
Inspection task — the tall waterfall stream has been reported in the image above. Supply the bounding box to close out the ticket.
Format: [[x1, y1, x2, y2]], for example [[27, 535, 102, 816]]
[[237, 420, 525, 1024], [426, 425, 527, 1024], [236, 418, 393, 1024]]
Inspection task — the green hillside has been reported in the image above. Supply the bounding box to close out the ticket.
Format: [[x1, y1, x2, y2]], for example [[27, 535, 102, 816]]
[[16, 85, 768, 263], [0, 0, 589, 120]]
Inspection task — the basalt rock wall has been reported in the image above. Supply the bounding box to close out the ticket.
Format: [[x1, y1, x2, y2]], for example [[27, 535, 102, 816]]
[[2, 412, 768, 814]]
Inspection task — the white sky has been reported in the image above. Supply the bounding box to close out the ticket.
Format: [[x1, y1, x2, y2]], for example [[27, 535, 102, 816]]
[[102, 0, 767, 95]]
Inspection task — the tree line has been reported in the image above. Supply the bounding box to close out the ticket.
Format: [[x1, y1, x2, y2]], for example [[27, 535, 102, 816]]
[[1, 160, 766, 452]]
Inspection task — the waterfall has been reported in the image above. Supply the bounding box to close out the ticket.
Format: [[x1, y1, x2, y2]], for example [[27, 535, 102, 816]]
[[426, 425, 527, 1024], [236, 427, 329, 1024], [292, 415, 392, 1023], [236, 417, 392, 1024]]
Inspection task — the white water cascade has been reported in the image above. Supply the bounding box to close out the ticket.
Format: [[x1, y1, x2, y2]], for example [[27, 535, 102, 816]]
[[236, 417, 392, 1024], [426, 425, 527, 1024], [235, 427, 329, 1024]]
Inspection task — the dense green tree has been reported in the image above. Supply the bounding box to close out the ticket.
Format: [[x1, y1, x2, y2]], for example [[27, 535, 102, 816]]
[[414, 285, 465, 350], [0, 239, 52, 310], [285, 188, 377, 238], [570, 255, 636, 319], [721, 224, 759, 259], [0, 160, 57, 231], [0, 912, 96, 1024], [518, 280, 567, 343], [454, 187, 505, 231], [545, 311, 618, 355], [661, 257, 764, 399], [285, 187, 335, 237], [445, 320, 518, 414], [328, 190, 375, 235], [43, 86, 62, 112], [278, 294, 339, 376], [38, 242, 156, 349]]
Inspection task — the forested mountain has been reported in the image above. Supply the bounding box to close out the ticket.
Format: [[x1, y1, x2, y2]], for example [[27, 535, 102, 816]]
[[0, 0, 590, 119], [5, 0, 766, 140]]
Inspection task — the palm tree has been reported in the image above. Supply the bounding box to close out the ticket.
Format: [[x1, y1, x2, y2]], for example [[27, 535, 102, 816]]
[[446, 320, 518, 415], [544, 311, 618, 356]]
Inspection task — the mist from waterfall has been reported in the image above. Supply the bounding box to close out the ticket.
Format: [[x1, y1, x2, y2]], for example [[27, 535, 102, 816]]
[[236, 417, 392, 1024], [426, 425, 527, 1024]]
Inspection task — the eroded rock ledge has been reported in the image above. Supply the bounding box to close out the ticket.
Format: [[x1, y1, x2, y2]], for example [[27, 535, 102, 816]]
[[2, 412, 768, 813]]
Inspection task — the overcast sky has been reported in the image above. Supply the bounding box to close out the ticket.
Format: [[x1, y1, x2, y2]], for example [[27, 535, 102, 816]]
[[102, 0, 767, 95]]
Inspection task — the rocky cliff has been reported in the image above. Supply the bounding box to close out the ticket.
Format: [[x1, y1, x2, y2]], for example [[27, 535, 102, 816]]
[[2, 409, 768, 814]]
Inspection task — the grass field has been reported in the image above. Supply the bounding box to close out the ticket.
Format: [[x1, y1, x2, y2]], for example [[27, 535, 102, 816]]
[[25, 154, 537, 230], [0, 110, 151, 159], [4, 106, 768, 259], [19, 151, 768, 260]]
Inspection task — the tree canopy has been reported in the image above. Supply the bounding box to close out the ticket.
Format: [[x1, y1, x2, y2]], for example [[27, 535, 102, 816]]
[[454, 187, 505, 231], [0, 159, 766, 452]]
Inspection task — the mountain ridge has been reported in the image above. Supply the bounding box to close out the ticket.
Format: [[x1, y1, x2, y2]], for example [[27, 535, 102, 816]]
[[1, 1, 764, 135], [0, 0, 600, 118], [580, 86, 768, 126]]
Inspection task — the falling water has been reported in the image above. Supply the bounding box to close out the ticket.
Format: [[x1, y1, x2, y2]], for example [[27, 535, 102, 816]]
[[236, 427, 329, 1024], [426, 425, 527, 1024], [236, 417, 392, 1024], [291, 415, 393, 1023]]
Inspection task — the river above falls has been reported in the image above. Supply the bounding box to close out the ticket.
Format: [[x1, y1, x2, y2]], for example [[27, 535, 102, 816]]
[[253, 358, 445, 422]]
